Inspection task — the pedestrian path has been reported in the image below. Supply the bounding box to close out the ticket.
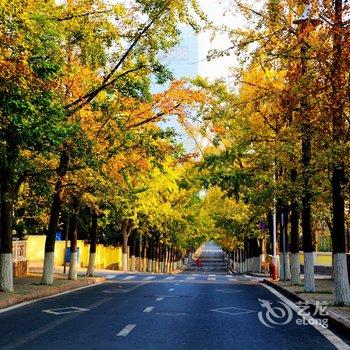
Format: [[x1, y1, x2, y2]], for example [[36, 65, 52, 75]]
[[105, 273, 260, 283]]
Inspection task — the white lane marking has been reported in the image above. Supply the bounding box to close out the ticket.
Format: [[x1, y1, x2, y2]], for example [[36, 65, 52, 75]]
[[106, 274, 117, 279], [175, 283, 180, 285], [168, 288, 174, 292], [210, 306, 256, 316], [262, 284, 350, 350], [156, 297, 164, 301], [207, 277, 216, 281], [229, 278, 237, 281], [143, 307, 154, 313], [209, 275, 216, 277], [144, 276, 155, 280], [123, 276, 136, 280], [164, 276, 175, 280], [186, 277, 195, 280], [0, 282, 104, 314], [117, 324, 136, 337], [191, 274, 199, 276]]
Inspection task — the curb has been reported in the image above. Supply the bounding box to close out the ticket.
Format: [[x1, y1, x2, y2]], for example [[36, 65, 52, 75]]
[[0, 277, 105, 311], [263, 279, 350, 335]]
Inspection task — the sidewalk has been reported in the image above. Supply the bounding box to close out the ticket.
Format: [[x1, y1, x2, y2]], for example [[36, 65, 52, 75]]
[[264, 277, 350, 332], [0, 272, 104, 311]]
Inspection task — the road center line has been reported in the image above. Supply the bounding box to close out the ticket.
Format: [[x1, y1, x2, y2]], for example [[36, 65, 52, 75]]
[[117, 324, 136, 337], [168, 288, 174, 292], [143, 307, 154, 313], [156, 297, 164, 301]]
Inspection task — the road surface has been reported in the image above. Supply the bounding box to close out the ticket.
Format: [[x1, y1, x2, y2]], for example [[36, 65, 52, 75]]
[[0, 241, 349, 350]]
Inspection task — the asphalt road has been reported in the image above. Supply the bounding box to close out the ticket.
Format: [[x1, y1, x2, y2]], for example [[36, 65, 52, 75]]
[[1, 241, 350, 350]]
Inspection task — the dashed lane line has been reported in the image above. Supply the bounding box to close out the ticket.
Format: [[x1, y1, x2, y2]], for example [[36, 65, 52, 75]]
[[144, 276, 156, 280], [186, 277, 195, 280], [106, 275, 117, 279], [156, 297, 164, 301], [164, 277, 175, 280], [117, 324, 136, 337], [143, 307, 154, 313], [168, 288, 174, 292]]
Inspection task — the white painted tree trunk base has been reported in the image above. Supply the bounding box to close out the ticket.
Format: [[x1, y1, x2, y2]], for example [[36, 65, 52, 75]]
[[68, 252, 78, 280], [122, 253, 128, 272], [253, 256, 261, 273], [279, 253, 291, 280], [147, 259, 153, 272], [291, 253, 301, 285], [304, 252, 315, 292], [41, 252, 55, 285], [333, 253, 350, 305], [86, 253, 96, 276], [259, 254, 264, 272], [130, 255, 136, 271], [0, 253, 13, 292]]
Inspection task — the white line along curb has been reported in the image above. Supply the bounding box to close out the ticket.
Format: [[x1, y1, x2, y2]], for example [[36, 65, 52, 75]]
[[262, 284, 350, 350]]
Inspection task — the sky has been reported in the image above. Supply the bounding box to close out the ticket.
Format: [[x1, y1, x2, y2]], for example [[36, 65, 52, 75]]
[[197, 0, 239, 82], [158, 0, 243, 152]]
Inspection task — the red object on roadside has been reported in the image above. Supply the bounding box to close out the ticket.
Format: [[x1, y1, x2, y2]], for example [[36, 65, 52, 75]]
[[270, 263, 278, 280], [196, 258, 203, 267]]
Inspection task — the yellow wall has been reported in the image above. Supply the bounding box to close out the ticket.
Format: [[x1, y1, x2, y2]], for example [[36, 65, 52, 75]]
[[27, 235, 123, 270], [298, 252, 332, 266], [265, 252, 332, 266]]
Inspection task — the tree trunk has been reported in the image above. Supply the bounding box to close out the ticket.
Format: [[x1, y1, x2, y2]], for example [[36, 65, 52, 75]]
[[87, 212, 98, 276], [290, 169, 301, 285], [330, 0, 350, 306], [122, 220, 132, 272], [147, 237, 153, 272], [138, 234, 143, 272], [142, 237, 147, 272], [42, 151, 69, 285], [0, 144, 20, 292], [130, 231, 136, 271], [68, 197, 79, 280], [0, 195, 14, 292]]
